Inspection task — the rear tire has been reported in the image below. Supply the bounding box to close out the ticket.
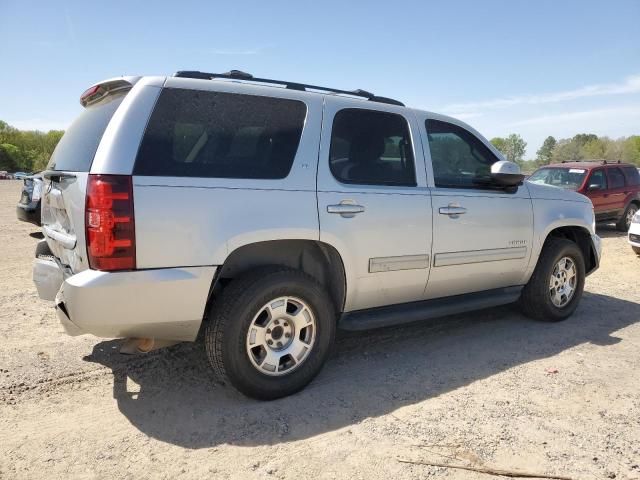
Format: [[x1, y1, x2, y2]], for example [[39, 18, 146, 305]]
[[204, 267, 335, 400], [520, 238, 585, 322], [616, 203, 638, 232]]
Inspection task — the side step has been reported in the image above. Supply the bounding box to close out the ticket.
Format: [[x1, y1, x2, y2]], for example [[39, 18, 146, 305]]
[[339, 286, 523, 331]]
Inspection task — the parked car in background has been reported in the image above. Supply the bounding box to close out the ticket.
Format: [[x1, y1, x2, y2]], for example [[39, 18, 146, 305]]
[[0, 171, 11, 180], [16, 172, 43, 225], [529, 161, 640, 231], [33, 71, 601, 399], [13, 172, 32, 180], [629, 210, 640, 255]]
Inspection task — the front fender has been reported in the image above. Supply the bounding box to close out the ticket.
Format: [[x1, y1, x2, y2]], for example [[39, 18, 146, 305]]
[[522, 198, 596, 282]]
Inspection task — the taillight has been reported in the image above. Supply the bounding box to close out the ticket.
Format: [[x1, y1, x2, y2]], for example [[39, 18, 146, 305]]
[[85, 174, 136, 271]]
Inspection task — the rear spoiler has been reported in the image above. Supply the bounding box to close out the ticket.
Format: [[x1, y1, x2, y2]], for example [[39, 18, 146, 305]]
[[79, 76, 141, 107]]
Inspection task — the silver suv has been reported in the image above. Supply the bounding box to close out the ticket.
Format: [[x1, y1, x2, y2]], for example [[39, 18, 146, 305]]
[[33, 71, 602, 399]]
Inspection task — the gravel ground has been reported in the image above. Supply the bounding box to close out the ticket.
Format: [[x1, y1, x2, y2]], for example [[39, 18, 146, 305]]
[[0, 180, 639, 480]]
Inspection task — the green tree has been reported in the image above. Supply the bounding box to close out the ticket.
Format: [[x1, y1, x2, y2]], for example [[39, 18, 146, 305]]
[[551, 139, 582, 163], [490, 137, 507, 153], [572, 133, 598, 148], [0, 144, 24, 171], [0, 120, 64, 172], [536, 136, 557, 165], [582, 138, 606, 159], [503, 134, 527, 164], [621, 136, 640, 165]]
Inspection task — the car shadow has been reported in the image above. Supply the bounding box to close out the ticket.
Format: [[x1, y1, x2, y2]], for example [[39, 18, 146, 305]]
[[84, 292, 639, 449], [28, 231, 44, 239], [596, 223, 626, 238]]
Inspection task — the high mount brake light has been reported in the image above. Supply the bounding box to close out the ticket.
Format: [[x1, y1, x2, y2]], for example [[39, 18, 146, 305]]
[[85, 175, 136, 271], [80, 85, 102, 105]]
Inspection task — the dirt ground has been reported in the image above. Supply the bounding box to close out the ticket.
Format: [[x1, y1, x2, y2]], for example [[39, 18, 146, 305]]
[[0, 180, 639, 480]]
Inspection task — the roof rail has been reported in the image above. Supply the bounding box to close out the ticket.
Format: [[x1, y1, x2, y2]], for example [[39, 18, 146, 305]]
[[560, 159, 614, 165], [173, 70, 405, 106]]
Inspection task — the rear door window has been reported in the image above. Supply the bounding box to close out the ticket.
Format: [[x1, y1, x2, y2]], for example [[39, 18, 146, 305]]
[[134, 88, 307, 179], [622, 166, 640, 186], [607, 167, 626, 189], [329, 109, 416, 187], [48, 93, 126, 172]]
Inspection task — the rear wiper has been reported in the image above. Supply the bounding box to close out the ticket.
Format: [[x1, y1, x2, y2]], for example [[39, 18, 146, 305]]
[[42, 171, 77, 182]]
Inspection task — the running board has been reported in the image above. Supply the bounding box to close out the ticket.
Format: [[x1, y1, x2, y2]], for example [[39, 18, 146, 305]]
[[339, 286, 523, 331]]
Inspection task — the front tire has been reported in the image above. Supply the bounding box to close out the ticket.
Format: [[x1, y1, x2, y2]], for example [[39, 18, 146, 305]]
[[520, 238, 585, 322], [205, 267, 335, 400]]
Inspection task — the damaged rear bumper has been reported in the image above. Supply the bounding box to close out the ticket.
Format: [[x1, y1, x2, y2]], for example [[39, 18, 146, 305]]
[[33, 243, 216, 341]]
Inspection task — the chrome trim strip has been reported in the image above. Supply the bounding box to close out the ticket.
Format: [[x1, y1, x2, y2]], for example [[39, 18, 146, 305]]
[[369, 254, 430, 273], [434, 247, 527, 267]]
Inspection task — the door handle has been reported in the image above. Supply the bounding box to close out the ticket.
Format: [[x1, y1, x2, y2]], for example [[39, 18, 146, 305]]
[[327, 201, 365, 218], [439, 204, 467, 218]]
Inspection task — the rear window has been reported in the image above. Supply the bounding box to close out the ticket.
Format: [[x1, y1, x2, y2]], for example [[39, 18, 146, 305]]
[[48, 93, 125, 172], [133, 88, 307, 179]]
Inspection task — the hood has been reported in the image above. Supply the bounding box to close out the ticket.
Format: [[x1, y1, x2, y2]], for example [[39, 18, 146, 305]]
[[525, 180, 591, 204]]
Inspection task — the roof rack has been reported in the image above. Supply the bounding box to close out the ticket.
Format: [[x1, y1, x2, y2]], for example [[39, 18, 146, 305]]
[[173, 70, 405, 106], [560, 159, 621, 165]]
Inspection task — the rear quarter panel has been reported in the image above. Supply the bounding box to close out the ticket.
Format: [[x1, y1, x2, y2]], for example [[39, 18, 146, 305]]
[[132, 81, 324, 268]]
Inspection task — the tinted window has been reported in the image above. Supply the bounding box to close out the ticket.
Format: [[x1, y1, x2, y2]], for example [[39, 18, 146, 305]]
[[588, 169, 607, 189], [329, 109, 416, 186], [608, 167, 626, 189], [48, 93, 125, 172], [134, 89, 306, 179], [425, 120, 500, 188], [622, 166, 640, 186]]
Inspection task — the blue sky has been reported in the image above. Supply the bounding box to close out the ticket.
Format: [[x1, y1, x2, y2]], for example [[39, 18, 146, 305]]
[[1, 0, 639, 157]]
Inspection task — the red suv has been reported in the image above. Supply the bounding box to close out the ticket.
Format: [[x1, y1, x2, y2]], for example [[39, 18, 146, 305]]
[[529, 161, 640, 231]]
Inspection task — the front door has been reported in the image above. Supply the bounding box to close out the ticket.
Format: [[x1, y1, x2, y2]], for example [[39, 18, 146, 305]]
[[419, 117, 534, 299], [317, 99, 432, 311], [584, 168, 610, 219]]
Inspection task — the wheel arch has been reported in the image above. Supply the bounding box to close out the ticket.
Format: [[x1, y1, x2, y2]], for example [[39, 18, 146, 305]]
[[207, 239, 347, 319], [544, 225, 598, 275]]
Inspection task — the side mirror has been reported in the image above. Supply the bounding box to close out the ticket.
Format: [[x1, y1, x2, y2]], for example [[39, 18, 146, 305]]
[[587, 184, 601, 191], [490, 161, 525, 187]]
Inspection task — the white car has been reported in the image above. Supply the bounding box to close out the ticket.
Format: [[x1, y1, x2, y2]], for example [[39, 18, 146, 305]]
[[629, 211, 640, 254], [33, 71, 602, 399]]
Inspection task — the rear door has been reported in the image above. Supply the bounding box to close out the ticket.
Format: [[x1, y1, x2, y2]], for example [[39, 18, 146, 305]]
[[317, 99, 432, 311], [605, 167, 628, 216], [41, 87, 129, 273]]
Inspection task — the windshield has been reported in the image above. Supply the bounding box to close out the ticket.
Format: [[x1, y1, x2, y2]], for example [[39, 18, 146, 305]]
[[528, 167, 587, 190]]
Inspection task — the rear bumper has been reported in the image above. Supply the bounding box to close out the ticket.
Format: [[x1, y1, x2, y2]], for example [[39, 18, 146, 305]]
[[16, 201, 41, 226], [33, 256, 216, 341]]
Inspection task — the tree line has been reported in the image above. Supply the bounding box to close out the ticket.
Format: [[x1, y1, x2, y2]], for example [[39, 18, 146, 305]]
[[0, 121, 63, 172], [490, 133, 640, 173]]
